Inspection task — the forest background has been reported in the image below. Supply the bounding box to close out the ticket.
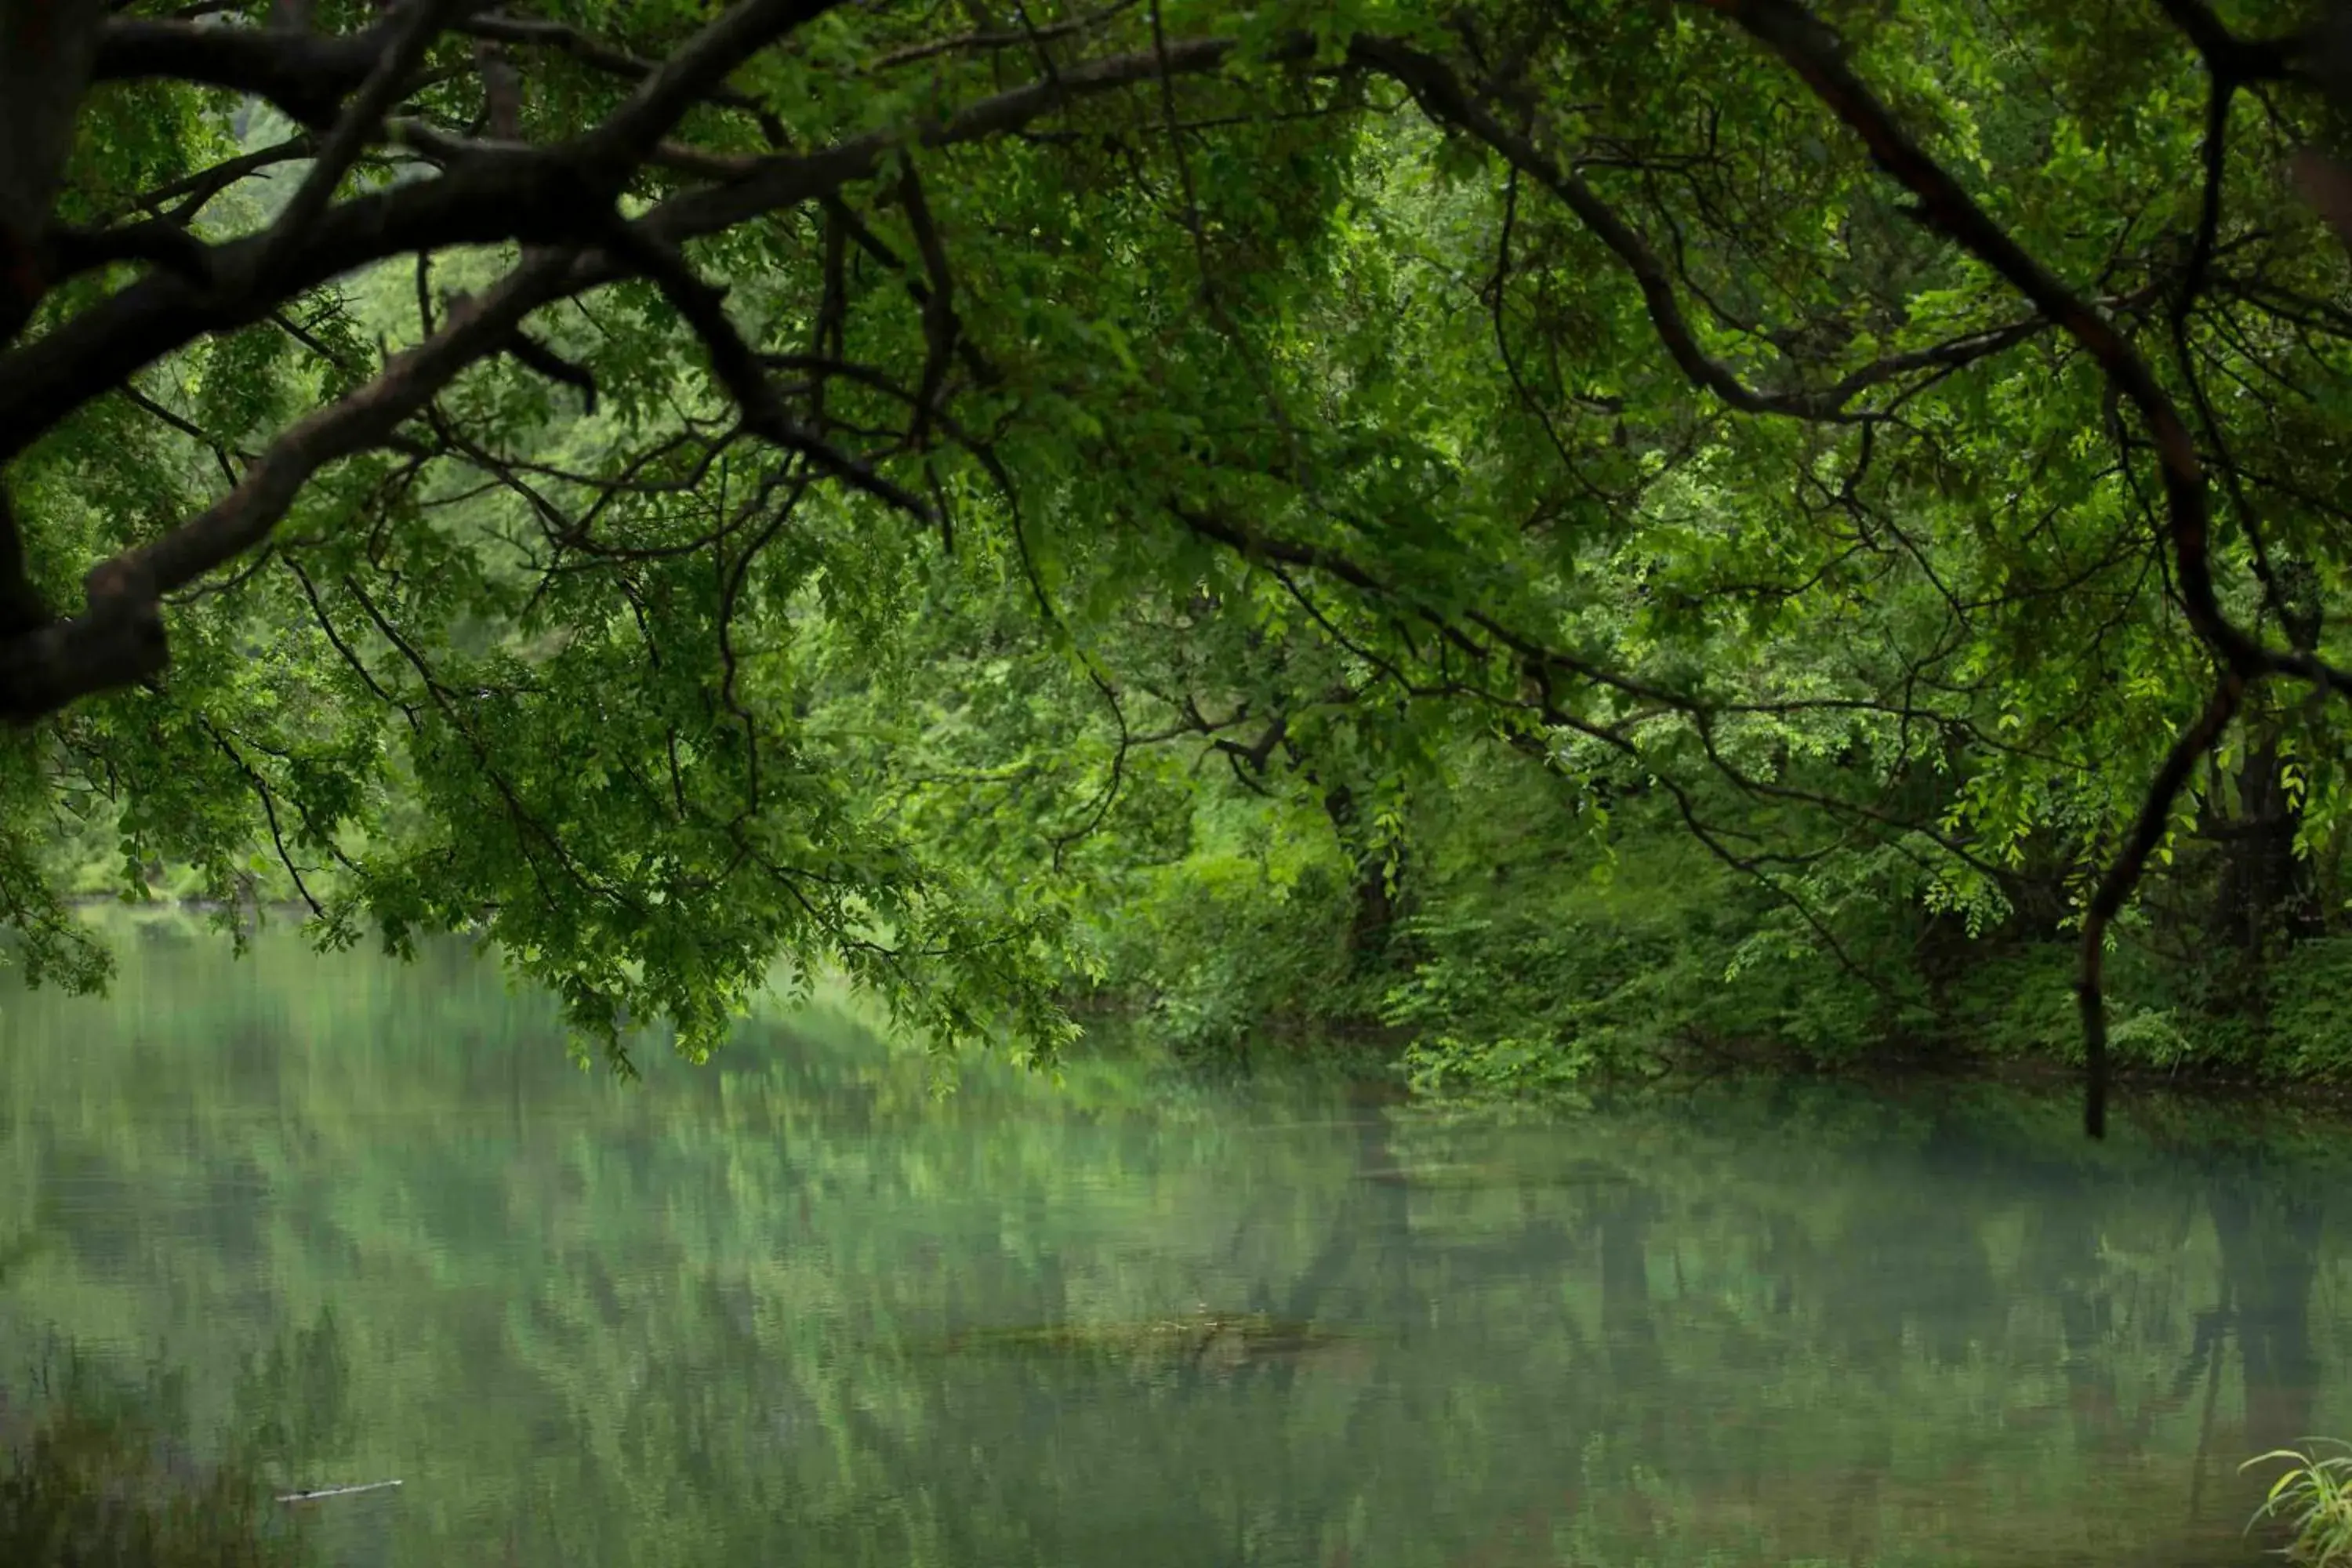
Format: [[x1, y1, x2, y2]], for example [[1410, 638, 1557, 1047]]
[[2, 0, 2352, 1128]]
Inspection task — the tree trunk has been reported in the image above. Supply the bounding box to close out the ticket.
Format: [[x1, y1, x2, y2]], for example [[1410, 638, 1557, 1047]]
[[0, 0, 105, 336], [1320, 783, 1403, 970], [2211, 728, 2319, 960]]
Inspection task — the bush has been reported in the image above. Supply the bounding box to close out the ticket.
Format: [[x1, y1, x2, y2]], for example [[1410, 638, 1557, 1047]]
[[2265, 940, 2352, 1079]]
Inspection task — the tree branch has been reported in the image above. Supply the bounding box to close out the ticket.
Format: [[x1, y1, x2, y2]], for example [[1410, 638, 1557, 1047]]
[[258, 0, 469, 283], [597, 221, 933, 519], [0, 31, 1269, 463], [1352, 36, 2038, 423], [1693, 0, 2345, 1136], [133, 249, 577, 598], [2075, 677, 2244, 1137], [0, 0, 109, 336], [2149, 0, 2308, 84], [93, 14, 397, 128], [1699, 0, 2266, 678]]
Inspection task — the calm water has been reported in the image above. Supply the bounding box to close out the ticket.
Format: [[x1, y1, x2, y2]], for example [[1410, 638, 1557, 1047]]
[[1, 927, 2349, 1567]]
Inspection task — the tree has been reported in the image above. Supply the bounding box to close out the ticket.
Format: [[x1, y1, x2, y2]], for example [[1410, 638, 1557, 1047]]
[[5, 0, 2352, 1127]]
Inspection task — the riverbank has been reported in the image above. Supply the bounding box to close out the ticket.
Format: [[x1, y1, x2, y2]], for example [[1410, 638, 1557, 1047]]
[[49, 898, 2352, 1128], [1085, 919, 2352, 1114]]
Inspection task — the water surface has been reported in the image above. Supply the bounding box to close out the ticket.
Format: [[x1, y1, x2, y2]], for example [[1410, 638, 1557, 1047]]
[[0, 927, 2347, 1566]]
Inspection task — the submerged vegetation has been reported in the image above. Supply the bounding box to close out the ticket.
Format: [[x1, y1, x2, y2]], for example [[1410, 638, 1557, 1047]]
[[937, 1311, 1355, 1377]]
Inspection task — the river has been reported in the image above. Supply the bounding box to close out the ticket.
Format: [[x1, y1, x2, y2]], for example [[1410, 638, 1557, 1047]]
[[0, 925, 2345, 1566]]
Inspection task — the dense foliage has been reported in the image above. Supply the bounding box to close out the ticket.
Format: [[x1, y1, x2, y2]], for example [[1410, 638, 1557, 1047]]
[[11, 0, 2352, 1122]]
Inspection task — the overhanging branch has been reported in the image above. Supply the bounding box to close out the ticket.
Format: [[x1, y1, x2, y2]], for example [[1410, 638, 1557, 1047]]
[[1693, 0, 2352, 1135], [93, 14, 399, 128], [0, 31, 1272, 465]]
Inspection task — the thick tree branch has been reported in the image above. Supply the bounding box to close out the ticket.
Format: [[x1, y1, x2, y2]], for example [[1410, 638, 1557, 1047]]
[[47, 217, 216, 288], [0, 0, 108, 336], [0, 154, 596, 463], [0, 249, 576, 724], [93, 15, 397, 128], [135, 249, 576, 598], [0, 32, 1267, 463], [0, 567, 164, 720], [259, 0, 469, 283], [2150, 0, 2308, 84]]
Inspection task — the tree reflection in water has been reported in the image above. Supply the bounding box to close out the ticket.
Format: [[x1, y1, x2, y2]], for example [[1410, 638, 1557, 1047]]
[[0, 934, 2346, 1566]]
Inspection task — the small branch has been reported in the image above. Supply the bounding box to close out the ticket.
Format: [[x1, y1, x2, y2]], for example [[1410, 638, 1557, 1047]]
[[201, 718, 328, 920], [893, 158, 960, 451], [597, 220, 935, 521], [46, 218, 217, 289], [1698, 0, 2266, 675], [572, 0, 849, 179], [1352, 36, 2035, 423], [502, 332, 597, 409], [871, 2, 1137, 70], [132, 249, 577, 604], [1693, 0, 2352, 1136], [459, 9, 757, 114], [125, 136, 315, 225]]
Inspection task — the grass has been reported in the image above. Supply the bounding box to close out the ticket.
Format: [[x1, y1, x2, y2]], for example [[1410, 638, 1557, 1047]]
[[2247, 1443, 2352, 1565]]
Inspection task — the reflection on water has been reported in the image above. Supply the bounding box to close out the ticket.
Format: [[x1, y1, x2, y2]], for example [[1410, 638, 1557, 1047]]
[[0, 927, 2347, 1566]]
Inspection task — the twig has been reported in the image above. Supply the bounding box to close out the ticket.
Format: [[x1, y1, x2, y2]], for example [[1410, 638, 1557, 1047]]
[[278, 1479, 403, 1504]]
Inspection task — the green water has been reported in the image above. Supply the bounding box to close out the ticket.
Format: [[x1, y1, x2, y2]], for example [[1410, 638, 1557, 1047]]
[[0, 927, 2347, 1567]]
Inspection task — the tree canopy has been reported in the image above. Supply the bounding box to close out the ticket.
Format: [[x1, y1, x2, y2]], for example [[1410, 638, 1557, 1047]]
[[6, 0, 2352, 1130]]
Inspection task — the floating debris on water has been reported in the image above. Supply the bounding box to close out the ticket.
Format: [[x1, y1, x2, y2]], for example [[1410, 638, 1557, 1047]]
[[277, 1479, 403, 1504], [1356, 1157, 1635, 1189], [937, 1309, 1354, 1373]]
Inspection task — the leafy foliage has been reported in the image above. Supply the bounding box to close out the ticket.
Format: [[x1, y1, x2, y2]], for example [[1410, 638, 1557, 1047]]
[[6, 0, 2352, 1111], [2249, 1443, 2352, 1566]]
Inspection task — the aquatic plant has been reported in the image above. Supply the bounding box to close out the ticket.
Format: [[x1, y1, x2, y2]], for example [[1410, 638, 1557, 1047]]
[[2246, 1443, 2352, 1566]]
